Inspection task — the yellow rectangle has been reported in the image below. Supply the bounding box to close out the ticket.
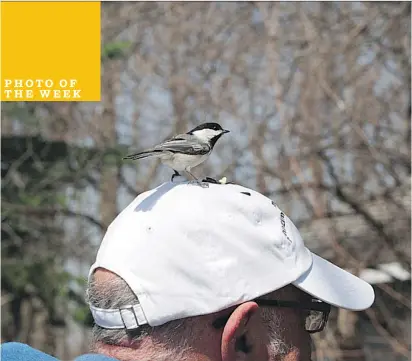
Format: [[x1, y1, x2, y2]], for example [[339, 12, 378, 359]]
[[1, 1, 101, 101]]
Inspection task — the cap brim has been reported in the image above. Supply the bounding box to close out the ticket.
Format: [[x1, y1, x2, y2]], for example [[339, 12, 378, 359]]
[[293, 253, 375, 311]]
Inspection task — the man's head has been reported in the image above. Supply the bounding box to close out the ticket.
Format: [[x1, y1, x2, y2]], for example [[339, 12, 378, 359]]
[[87, 181, 375, 361], [88, 269, 313, 361]]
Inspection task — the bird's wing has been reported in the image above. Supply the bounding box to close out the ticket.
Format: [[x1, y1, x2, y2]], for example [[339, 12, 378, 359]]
[[154, 135, 210, 155]]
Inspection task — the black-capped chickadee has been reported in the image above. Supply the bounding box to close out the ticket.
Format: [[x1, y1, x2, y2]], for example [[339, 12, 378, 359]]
[[123, 122, 230, 182]]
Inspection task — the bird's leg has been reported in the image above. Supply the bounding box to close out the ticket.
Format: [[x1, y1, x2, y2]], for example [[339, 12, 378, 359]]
[[186, 170, 198, 181], [171, 170, 181, 182], [186, 170, 209, 188]]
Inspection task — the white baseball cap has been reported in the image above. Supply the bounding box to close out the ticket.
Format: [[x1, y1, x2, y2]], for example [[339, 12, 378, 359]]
[[89, 181, 375, 330]]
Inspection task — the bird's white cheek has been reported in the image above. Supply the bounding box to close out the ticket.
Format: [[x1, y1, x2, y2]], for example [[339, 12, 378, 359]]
[[193, 129, 221, 141]]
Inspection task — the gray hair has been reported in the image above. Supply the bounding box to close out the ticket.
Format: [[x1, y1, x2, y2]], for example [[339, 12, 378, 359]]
[[86, 274, 292, 360], [261, 307, 293, 356], [86, 274, 198, 361], [260, 293, 295, 357]]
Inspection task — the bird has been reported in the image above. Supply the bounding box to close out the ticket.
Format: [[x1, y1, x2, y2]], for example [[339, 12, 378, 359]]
[[123, 122, 230, 183]]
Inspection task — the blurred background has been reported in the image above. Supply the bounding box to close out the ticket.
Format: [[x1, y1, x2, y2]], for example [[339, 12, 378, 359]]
[[1, 2, 411, 360]]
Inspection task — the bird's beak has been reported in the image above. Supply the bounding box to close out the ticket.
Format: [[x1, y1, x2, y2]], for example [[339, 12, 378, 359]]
[[223, 129, 230, 134]]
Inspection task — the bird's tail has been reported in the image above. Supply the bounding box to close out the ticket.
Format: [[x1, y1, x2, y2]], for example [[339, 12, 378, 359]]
[[123, 150, 161, 160]]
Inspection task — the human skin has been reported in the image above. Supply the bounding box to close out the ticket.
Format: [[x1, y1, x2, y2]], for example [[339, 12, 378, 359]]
[[92, 269, 312, 361]]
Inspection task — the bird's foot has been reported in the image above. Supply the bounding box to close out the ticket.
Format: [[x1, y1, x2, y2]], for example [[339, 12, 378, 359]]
[[198, 181, 209, 188], [187, 179, 209, 188], [171, 170, 182, 182], [183, 170, 206, 187]]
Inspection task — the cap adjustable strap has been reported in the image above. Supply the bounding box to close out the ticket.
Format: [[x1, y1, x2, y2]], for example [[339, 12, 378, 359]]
[[89, 303, 148, 330]]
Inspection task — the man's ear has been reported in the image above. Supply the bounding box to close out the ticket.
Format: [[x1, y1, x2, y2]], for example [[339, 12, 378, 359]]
[[221, 302, 258, 361]]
